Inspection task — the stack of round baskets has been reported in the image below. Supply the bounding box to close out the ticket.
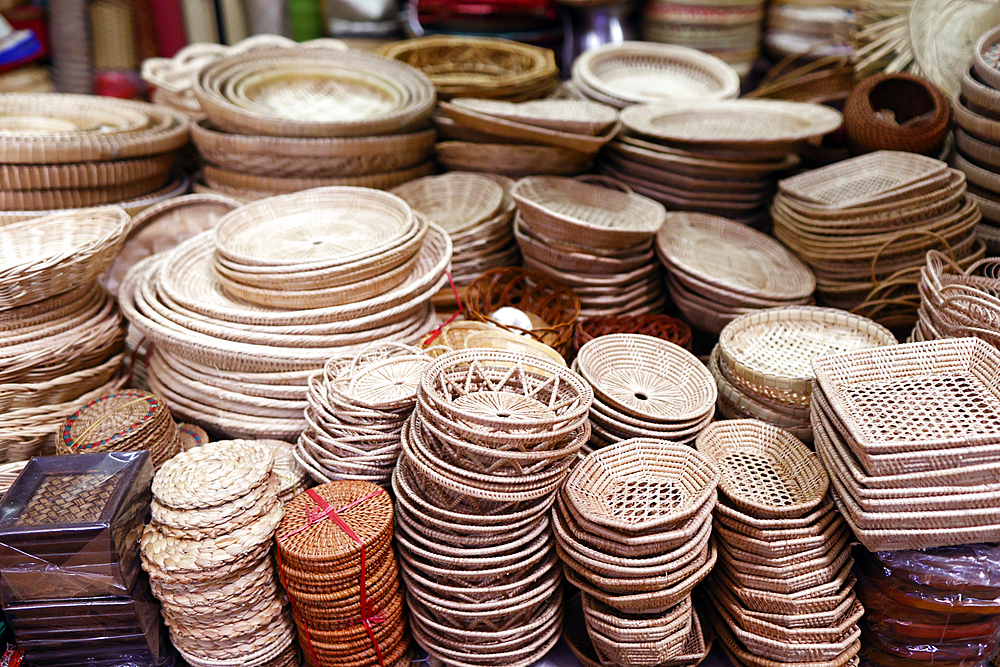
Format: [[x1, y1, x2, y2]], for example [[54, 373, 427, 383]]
[[710, 307, 897, 440], [189, 45, 437, 201], [393, 348, 592, 667], [275, 480, 411, 667], [911, 250, 1000, 345], [0, 94, 189, 224], [513, 176, 668, 317], [0, 207, 131, 461], [554, 439, 719, 667], [574, 334, 717, 454], [141, 441, 298, 667], [697, 420, 863, 667]]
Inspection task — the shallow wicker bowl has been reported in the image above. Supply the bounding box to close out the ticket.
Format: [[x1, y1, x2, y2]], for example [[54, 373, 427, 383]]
[[844, 72, 950, 156]]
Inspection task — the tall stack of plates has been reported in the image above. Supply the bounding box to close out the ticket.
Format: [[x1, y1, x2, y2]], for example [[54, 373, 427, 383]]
[[190, 46, 436, 201], [0, 94, 189, 225], [764, 3, 856, 61], [605, 99, 841, 226]]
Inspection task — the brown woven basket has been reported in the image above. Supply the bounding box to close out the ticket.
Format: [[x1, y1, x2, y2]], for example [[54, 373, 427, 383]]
[[844, 73, 951, 156], [574, 314, 692, 355], [464, 267, 580, 357]]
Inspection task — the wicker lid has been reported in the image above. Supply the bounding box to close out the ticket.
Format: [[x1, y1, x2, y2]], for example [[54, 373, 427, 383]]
[[152, 440, 275, 510]]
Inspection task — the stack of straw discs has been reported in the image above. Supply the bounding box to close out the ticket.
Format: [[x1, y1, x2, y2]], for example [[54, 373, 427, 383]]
[[574, 334, 717, 454], [190, 45, 436, 200], [0, 207, 131, 462], [434, 99, 618, 177], [394, 348, 592, 667], [0, 94, 189, 225], [911, 250, 1000, 345], [141, 440, 297, 667], [392, 173, 519, 285], [555, 439, 719, 667], [771, 151, 984, 329], [297, 342, 431, 487], [811, 337, 1000, 551], [710, 307, 897, 440], [275, 480, 411, 667], [655, 212, 816, 334], [259, 439, 311, 503], [697, 420, 863, 667], [514, 176, 668, 317]]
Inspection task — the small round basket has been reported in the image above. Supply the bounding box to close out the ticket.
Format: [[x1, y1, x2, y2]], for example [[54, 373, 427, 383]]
[[843, 72, 950, 156]]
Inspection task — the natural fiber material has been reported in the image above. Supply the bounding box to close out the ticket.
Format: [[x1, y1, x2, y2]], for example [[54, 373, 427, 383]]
[[844, 72, 950, 155]]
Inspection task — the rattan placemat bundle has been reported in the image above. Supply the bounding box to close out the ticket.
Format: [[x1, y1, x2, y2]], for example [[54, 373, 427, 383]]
[[513, 176, 668, 318], [695, 420, 863, 667], [554, 439, 718, 667], [811, 337, 1000, 551], [297, 342, 431, 487], [0, 207, 132, 462], [392, 173, 518, 285], [911, 250, 1000, 346], [141, 440, 297, 667], [772, 151, 985, 330], [655, 212, 816, 334], [275, 480, 411, 667], [710, 307, 897, 440], [392, 348, 592, 667], [574, 333, 717, 454]]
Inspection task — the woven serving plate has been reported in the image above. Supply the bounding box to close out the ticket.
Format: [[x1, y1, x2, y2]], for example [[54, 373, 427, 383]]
[[391, 173, 504, 234], [449, 99, 617, 136]]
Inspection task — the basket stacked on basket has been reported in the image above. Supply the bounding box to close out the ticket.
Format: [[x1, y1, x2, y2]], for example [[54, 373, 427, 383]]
[[141, 441, 297, 667], [554, 439, 719, 667], [710, 307, 897, 440], [434, 99, 618, 177], [772, 151, 985, 329], [603, 99, 841, 225], [0, 207, 131, 462], [696, 420, 863, 667], [392, 173, 518, 285], [189, 45, 437, 201], [655, 212, 816, 335], [393, 348, 592, 667], [513, 176, 668, 317], [911, 250, 1000, 345], [574, 314, 693, 355], [275, 480, 411, 667], [574, 334, 717, 454], [811, 337, 1000, 551], [297, 343, 431, 487], [0, 94, 189, 225], [119, 187, 451, 441]]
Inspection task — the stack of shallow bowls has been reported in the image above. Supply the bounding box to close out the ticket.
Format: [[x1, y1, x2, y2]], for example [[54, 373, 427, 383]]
[[0, 94, 189, 224], [655, 212, 816, 335], [574, 334, 716, 454], [710, 307, 897, 440], [393, 348, 592, 667], [696, 420, 863, 667], [911, 250, 1000, 345], [513, 176, 668, 317], [772, 151, 984, 329], [190, 46, 436, 201], [554, 439, 719, 667], [811, 337, 1000, 551]]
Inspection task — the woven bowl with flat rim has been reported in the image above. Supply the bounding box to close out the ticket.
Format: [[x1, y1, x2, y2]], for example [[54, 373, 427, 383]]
[[449, 99, 618, 136], [695, 419, 829, 519], [576, 333, 716, 423], [390, 173, 504, 234]]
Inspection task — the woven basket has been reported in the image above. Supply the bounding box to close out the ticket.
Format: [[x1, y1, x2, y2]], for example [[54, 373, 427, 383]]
[[390, 173, 504, 234], [574, 314, 691, 354], [844, 73, 950, 155]]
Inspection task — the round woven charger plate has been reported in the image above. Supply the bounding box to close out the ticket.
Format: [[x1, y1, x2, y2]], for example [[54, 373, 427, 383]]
[[152, 439, 274, 510], [0, 153, 174, 190]]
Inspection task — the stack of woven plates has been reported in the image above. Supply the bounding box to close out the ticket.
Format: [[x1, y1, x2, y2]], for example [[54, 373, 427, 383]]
[[378, 36, 560, 101], [554, 439, 719, 667], [772, 151, 984, 328], [911, 250, 1000, 345], [697, 420, 863, 667], [141, 441, 297, 667], [259, 439, 311, 504], [189, 46, 436, 200], [393, 348, 591, 667], [513, 176, 668, 317], [276, 480, 411, 667], [434, 99, 618, 177], [297, 342, 432, 487], [571, 42, 740, 109], [655, 212, 816, 334], [811, 337, 1000, 551], [0, 207, 131, 462], [607, 99, 842, 225], [574, 334, 717, 453], [710, 307, 897, 440], [57, 390, 202, 469], [392, 173, 518, 285], [119, 187, 451, 441]]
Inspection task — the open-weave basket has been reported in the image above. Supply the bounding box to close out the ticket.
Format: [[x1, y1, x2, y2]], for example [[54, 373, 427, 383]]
[[574, 314, 692, 355]]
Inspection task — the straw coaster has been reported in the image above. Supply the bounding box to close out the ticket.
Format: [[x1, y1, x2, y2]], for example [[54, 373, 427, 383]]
[[154, 475, 281, 540], [152, 440, 275, 510]]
